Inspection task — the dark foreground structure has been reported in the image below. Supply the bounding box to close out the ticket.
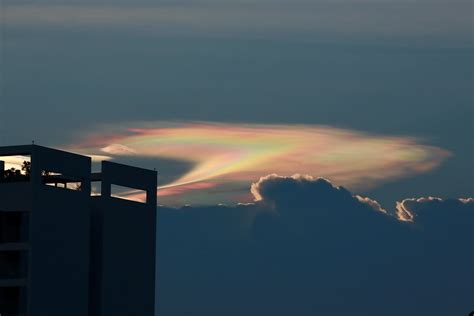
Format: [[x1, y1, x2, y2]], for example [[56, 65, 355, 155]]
[[0, 145, 157, 316]]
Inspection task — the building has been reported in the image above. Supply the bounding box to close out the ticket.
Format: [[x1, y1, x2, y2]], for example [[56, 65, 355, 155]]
[[0, 145, 157, 316]]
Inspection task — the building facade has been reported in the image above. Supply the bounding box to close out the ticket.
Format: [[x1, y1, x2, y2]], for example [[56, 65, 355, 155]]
[[0, 145, 157, 316]]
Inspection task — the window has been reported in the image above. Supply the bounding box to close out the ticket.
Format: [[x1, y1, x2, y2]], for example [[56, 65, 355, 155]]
[[0, 251, 27, 279], [0, 155, 31, 183], [90, 181, 102, 197], [111, 184, 147, 203], [42, 171, 82, 191], [0, 212, 28, 243]]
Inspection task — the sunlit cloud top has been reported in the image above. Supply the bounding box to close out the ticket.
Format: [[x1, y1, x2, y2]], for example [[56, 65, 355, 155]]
[[71, 121, 450, 204]]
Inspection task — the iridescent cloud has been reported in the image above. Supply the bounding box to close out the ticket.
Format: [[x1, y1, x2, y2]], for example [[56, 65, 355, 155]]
[[70, 121, 449, 204]]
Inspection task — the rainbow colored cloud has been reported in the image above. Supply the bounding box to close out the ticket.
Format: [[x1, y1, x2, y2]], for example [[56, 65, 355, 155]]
[[71, 121, 449, 205]]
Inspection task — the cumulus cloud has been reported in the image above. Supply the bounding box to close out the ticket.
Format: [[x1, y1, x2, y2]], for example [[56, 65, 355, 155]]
[[396, 196, 474, 223], [252, 174, 388, 214], [157, 174, 473, 316], [460, 197, 474, 204], [355, 195, 388, 214], [251, 174, 346, 203]]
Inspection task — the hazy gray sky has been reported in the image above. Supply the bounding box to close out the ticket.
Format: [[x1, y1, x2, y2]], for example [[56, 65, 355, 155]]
[[1, 0, 472, 206]]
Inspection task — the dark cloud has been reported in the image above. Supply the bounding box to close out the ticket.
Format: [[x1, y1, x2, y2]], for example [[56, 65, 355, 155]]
[[396, 196, 474, 223], [156, 175, 474, 316]]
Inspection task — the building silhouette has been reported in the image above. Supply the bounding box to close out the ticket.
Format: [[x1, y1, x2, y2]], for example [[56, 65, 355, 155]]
[[0, 145, 157, 316]]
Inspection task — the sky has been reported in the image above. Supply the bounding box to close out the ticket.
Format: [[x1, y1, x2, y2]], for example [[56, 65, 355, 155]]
[[1, 0, 473, 207], [1, 0, 473, 315]]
